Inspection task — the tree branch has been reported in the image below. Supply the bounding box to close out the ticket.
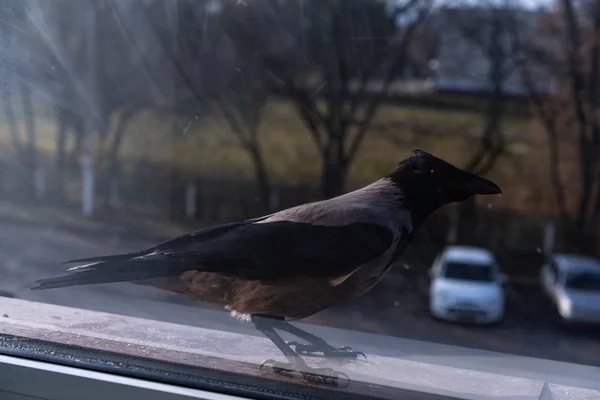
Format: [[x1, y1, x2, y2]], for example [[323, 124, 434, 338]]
[[519, 58, 568, 217], [346, 3, 430, 162], [284, 78, 327, 151], [562, 0, 593, 226]]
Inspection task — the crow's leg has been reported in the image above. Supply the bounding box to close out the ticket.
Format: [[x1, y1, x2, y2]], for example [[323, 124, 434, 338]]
[[252, 315, 349, 385], [268, 319, 366, 360]]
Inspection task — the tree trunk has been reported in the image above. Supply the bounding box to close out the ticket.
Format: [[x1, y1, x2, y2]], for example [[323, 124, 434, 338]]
[[3, 86, 25, 198], [458, 81, 503, 243], [167, 116, 181, 220], [106, 109, 136, 209], [247, 144, 272, 212], [320, 127, 349, 199], [321, 162, 347, 199], [55, 107, 68, 200], [219, 103, 272, 213], [465, 58, 505, 173], [321, 147, 348, 199], [562, 0, 593, 241], [520, 64, 568, 216], [3, 89, 21, 155], [21, 82, 37, 197], [588, 3, 600, 222], [321, 127, 349, 199], [474, 87, 504, 176], [71, 122, 85, 165], [548, 123, 567, 217]]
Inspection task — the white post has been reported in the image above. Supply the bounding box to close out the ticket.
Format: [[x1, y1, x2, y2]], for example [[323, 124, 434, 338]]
[[185, 183, 197, 219], [34, 166, 45, 200], [81, 6, 97, 218], [543, 222, 555, 255], [81, 154, 94, 217], [108, 176, 120, 209]]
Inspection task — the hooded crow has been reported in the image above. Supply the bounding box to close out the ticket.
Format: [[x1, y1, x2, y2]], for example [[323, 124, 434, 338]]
[[31, 150, 501, 384]]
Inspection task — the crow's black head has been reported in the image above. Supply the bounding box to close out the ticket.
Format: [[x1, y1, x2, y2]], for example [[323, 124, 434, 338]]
[[389, 150, 501, 215]]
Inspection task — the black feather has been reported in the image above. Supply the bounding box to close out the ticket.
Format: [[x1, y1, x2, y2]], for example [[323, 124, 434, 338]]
[[30, 259, 189, 290], [31, 220, 394, 290], [62, 218, 266, 265], [63, 250, 149, 265]]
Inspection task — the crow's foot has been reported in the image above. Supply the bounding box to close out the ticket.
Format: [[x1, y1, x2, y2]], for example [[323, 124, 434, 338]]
[[259, 359, 350, 386], [287, 341, 367, 361]]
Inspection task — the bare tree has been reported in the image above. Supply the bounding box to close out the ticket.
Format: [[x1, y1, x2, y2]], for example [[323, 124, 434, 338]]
[[24, 0, 167, 206], [221, 0, 432, 198], [439, 1, 525, 175], [144, 0, 274, 211], [1, 85, 22, 158], [519, 56, 568, 217], [21, 81, 37, 186], [519, 0, 600, 247], [216, 74, 273, 211], [0, 0, 38, 197], [562, 0, 594, 231], [96, 0, 173, 208], [22, 0, 95, 203]]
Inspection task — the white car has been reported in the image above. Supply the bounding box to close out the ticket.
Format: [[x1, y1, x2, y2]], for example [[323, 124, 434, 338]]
[[429, 246, 506, 324], [540, 253, 600, 325]]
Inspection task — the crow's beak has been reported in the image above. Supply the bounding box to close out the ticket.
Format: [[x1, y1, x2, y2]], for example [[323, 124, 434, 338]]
[[467, 175, 502, 195], [453, 168, 502, 195]]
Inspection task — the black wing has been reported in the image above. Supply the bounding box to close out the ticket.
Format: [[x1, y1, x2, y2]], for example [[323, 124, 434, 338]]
[[31, 219, 393, 290], [157, 220, 394, 278]]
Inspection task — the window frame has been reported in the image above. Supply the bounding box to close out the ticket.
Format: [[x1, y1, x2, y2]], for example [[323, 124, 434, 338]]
[[2, 296, 600, 400], [0, 331, 463, 400], [0, 352, 244, 400]]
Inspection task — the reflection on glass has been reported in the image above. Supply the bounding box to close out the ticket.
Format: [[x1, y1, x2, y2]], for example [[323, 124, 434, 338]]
[[0, 0, 599, 397]]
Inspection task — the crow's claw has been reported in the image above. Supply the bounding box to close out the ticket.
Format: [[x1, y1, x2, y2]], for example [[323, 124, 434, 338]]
[[335, 346, 367, 361], [287, 341, 313, 354], [287, 341, 367, 361], [259, 359, 349, 386]]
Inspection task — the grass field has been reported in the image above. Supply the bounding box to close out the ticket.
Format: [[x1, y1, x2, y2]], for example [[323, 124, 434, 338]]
[[0, 95, 555, 220]]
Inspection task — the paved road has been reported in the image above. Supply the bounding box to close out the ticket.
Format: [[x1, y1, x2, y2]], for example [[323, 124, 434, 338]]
[[1, 219, 599, 369]]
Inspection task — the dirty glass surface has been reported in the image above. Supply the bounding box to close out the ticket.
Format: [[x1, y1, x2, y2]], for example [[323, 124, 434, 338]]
[[0, 0, 599, 398]]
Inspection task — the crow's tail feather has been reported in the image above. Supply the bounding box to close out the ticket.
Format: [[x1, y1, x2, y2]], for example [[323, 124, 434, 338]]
[[62, 250, 150, 265], [30, 257, 189, 290]]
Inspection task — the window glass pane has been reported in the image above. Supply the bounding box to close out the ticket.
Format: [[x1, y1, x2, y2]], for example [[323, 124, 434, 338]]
[[0, 0, 599, 398]]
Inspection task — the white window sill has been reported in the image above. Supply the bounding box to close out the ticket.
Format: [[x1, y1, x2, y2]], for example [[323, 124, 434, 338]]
[[0, 353, 246, 400], [0, 297, 598, 400]]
